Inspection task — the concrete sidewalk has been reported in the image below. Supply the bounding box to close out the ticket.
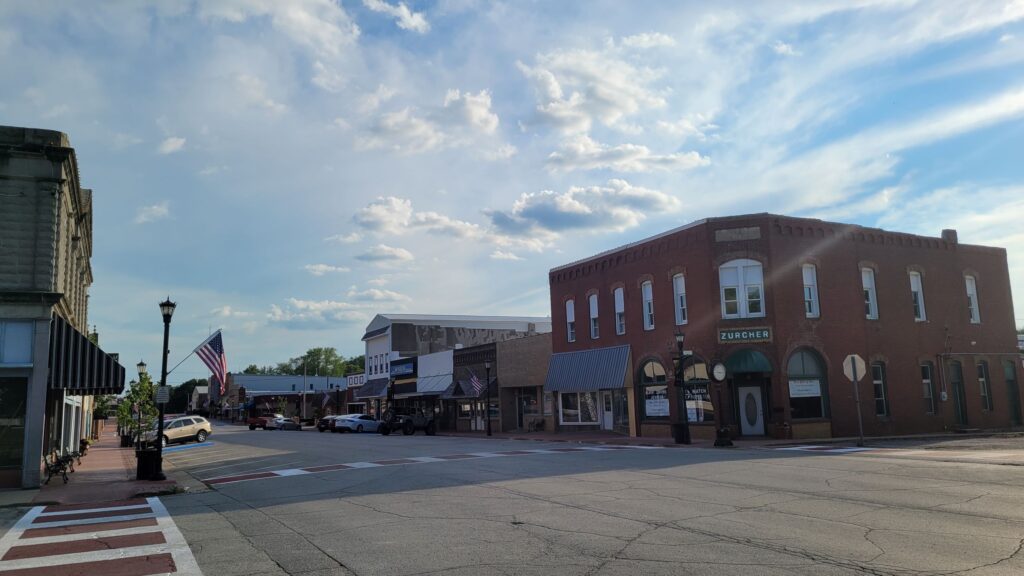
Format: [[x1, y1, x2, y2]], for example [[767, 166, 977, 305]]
[[31, 428, 178, 506], [436, 429, 756, 448]]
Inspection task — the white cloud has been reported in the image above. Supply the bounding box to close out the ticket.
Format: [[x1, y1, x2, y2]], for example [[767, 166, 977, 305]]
[[197, 0, 359, 58], [236, 74, 287, 113], [656, 115, 718, 141], [771, 40, 800, 56], [518, 44, 667, 134], [157, 137, 185, 154], [198, 165, 228, 176], [135, 201, 170, 224], [267, 298, 368, 328], [325, 232, 363, 243], [362, 0, 430, 33], [366, 276, 390, 286], [353, 196, 414, 234], [620, 32, 675, 49], [304, 264, 351, 276], [483, 144, 518, 161], [355, 244, 414, 262], [210, 305, 254, 318], [112, 132, 143, 149], [358, 84, 396, 113], [311, 60, 346, 93], [346, 287, 410, 301], [489, 179, 680, 235], [357, 89, 502, 154], [490, 250, 523, 261], [546, 135, 710, 173]]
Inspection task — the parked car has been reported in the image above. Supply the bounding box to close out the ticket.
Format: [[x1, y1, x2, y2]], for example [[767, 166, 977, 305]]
[[248, 413, 283, 430], [328, 416, 349, 433], [270, 417, 302, 431], [379, 407, 435, 436], [333, 414, 380, 433], [317, 415, 339, 432], [144, 416, 212, 448]]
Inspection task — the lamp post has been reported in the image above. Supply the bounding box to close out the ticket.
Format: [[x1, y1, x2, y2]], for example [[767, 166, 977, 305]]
[[135, 361, 147, 449], [484, 360, 492, 436], [154, 297, 176, 481], [674, 332, 691, 445]]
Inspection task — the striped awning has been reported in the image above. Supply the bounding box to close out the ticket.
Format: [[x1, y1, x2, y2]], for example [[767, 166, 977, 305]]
[[544, 345, 630, 393], [47, 314, 125, 395]]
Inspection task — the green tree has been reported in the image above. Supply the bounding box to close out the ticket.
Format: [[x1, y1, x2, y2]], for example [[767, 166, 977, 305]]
[[275, 348, 349, 376], [93, 395, 114, 419], [243, 364, 274, 375], [118, 374, 158, 440], [167, 378, 208, 413]]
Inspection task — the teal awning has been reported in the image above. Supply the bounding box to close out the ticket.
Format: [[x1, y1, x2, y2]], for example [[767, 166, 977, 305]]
[[725, 349, 772, 374]]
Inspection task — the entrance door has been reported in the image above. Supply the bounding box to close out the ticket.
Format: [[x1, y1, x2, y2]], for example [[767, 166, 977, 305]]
[[737, 386, 765, 435], [950, 362, 968, 426], [601, 392, 613, 430]]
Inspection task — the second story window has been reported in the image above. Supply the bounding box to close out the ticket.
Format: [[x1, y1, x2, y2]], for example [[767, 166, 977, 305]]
[[909, 271, 926, 321], [588, 294, 599, 339], [565, 299, 576, 342], [641, 281, 655, 330], [965, 275, 980, 324], [673, 274, 687, 325], [614, 287, 625, 335], [802, 264, 819, 318], [719, 259, 764, 319], [862, 268, 878, 320]]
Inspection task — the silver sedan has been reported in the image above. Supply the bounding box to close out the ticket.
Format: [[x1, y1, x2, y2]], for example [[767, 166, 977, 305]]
[[333, 414, 380, 433]]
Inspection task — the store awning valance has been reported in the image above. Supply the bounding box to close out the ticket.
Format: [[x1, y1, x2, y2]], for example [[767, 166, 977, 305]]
[[544, 345, 630, 393], [48, 314, 125, 395], [418, 374, 452, 394], [725, 349, 773, 374], [355, 378, 389, 399]]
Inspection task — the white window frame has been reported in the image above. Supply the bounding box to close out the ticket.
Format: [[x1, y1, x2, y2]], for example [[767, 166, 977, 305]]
[[719, 259, 765, 319], [862, 268, 878, 320], [565, 299, 576, 343], [641, 281, 655, 330], [909, 271, 926, 321], [588, 294, 599, 339], [802, 264, 819, 318], [672, 274, 687, 326], [613, 287, 625, 335], [965, 275, 981, 324]]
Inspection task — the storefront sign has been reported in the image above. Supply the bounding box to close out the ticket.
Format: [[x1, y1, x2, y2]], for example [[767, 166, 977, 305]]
[[788, 379, 821, 398], [718, 327, 771, 343], [390, 362, 416, 377]]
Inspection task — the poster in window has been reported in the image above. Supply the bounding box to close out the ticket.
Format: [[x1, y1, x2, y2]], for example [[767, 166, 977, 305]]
[[684, 385, 715, 422], [644, 385, 669, 418]]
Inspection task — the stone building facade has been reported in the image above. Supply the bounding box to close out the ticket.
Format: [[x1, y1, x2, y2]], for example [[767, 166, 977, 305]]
[[0, 126, 124, 488], [547, 213, 1019, 440]]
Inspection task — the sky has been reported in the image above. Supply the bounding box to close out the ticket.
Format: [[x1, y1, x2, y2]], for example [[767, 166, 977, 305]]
[[2, 1, 1023, 385]]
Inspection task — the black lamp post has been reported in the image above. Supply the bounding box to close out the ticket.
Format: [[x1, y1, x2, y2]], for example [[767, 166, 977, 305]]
[[154, 297, 176, 481], [484, 360, 492, 436], [675, 331, 691, 445], [135, 361, 147, 449]]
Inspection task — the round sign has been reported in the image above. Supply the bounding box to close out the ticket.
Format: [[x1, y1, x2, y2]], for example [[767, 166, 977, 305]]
[[711, 362, 727, 382]]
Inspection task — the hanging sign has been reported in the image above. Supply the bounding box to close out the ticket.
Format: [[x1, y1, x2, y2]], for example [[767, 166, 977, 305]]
[[156, 386, 170, 404]]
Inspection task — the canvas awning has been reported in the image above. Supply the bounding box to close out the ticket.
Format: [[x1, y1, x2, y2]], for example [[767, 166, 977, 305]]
[[725, 349, 773, 374], [544, 345, 630, 393], [48, 314, 125, 395], [355, 378, 389, 399]]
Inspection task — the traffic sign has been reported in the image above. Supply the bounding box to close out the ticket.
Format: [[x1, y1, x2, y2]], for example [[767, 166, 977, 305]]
[[843, 354, 866, 382], [156, 386, 170, 404]]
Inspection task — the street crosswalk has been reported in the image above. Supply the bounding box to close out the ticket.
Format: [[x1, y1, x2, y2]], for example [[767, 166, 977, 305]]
[[0, 497, 201, 576]]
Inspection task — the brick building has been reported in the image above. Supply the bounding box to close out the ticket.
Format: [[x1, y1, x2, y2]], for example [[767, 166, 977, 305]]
[[546, 213, 1020, 440]]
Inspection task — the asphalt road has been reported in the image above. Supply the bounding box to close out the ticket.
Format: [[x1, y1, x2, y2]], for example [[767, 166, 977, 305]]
[[157, 423, 1024, 575]]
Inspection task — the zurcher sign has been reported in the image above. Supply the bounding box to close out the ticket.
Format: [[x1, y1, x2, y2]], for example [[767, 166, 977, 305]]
[[718, 327, 771, 343]]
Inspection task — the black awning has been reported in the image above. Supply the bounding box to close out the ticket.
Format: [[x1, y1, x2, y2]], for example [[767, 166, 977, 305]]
[[544, 345, 630, 393], [355, 378, 389, 399], [441, 378, 496, 400], [48, 314, 125, 395]]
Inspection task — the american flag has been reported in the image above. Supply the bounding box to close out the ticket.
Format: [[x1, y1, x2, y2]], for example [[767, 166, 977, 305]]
[[194, 330, 228, 395], [468, 370, 484, 396]]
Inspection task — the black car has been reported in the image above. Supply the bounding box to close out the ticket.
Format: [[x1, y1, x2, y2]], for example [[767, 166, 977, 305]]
[[317, 415, 337, 432]]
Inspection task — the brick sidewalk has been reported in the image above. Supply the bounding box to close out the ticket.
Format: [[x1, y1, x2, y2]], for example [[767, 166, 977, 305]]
[[33, 428, 176, 506]]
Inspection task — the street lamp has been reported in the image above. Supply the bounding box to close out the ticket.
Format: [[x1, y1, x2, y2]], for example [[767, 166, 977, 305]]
[[135, 360, 146, 449], [674, 331, 691, 445], [484, 360, 492, 437], [154, 297, 176, 481]]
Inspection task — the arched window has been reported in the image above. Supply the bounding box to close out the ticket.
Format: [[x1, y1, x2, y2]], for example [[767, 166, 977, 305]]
[[787, 349, 829, 419], [639, 360, 668, 420], [719, 259, 764, 319]]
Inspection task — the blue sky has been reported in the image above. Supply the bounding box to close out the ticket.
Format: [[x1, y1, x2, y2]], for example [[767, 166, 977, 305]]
[[2, 1, 1023, 385]]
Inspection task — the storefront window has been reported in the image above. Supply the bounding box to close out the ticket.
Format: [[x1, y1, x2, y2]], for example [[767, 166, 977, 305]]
[[787, 349, 828, 419], [458, 401, 473, 419], [639, 360, 668, 420], [0, 378, 27, 469], [682, 356, 714, 423], [559, 392, 599, 424]]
